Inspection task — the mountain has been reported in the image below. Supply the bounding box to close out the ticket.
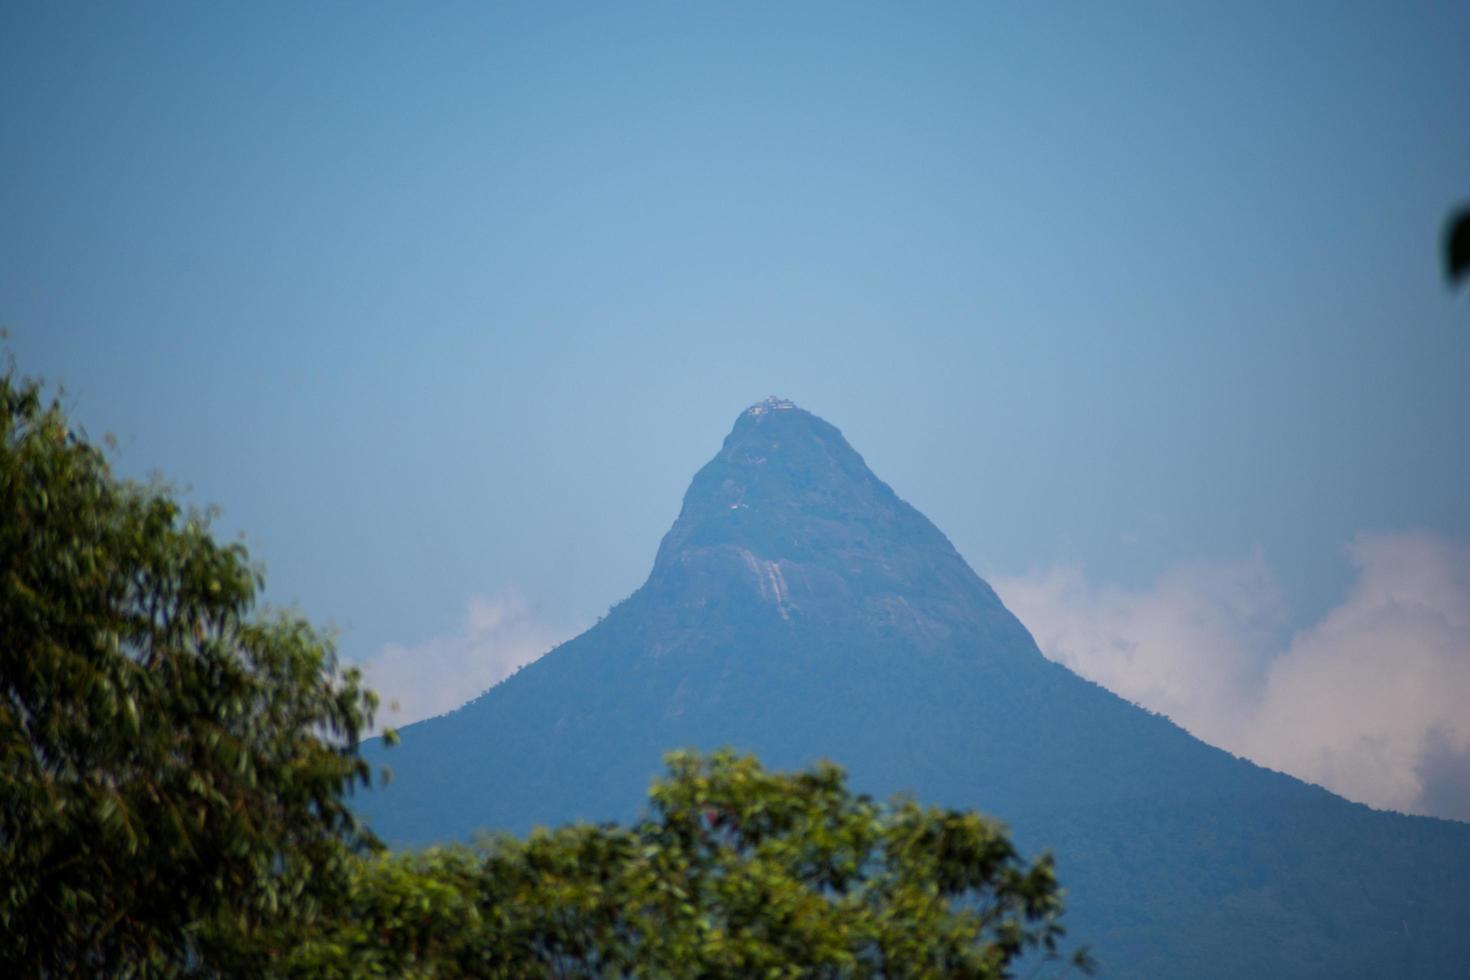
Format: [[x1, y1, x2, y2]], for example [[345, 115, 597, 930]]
[[358, 398, 1470, 978]]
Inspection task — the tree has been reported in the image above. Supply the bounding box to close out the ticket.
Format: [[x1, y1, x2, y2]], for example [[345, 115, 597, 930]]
[[0, 370, 385, 975], [290, 749, 1090, 979], [1447, 205, 1470, 288]]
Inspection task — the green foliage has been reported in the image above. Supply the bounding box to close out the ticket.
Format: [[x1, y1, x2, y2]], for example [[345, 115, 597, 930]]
[[0, 372, 382, 975], [286, 846, 489, 978], [296, 749, 1087, 978]]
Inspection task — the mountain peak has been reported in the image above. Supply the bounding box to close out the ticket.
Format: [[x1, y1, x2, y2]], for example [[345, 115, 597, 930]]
[[642, 400, 1012, 648], [664, 400, 894, 561], [359, 401, 1470, 979]]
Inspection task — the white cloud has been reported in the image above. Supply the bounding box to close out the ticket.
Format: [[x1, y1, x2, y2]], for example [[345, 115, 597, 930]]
[[992, 532, 1470, 821], [355, 592, 577, 733], [994, 551, 1286, 750]]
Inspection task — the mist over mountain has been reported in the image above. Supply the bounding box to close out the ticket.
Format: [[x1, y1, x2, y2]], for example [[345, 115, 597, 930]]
[[359, 399, 1470, 978]]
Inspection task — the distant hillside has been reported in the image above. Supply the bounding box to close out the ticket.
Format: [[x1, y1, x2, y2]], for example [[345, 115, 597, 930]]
[[358, 398, 1470, 978]]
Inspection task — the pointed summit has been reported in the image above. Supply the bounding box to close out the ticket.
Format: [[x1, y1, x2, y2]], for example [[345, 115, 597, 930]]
[[646, 400, 1016, 658], [659, 397, 901, 562]]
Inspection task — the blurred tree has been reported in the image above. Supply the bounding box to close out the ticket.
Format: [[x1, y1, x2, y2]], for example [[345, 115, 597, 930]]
[[0, 370, 386, 975], [290, 749, 1089, 979], [1447, 205, 1470, 287]]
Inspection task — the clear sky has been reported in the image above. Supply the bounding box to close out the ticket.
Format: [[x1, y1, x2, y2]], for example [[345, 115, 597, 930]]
[[5, 2, 1470, 816]]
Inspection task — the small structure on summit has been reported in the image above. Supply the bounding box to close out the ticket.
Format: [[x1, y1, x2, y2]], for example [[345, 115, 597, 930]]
[[745, 396, 796, 418]]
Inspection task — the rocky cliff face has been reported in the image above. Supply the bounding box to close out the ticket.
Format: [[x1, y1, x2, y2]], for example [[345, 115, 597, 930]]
[[358, 398, 1470, 979]]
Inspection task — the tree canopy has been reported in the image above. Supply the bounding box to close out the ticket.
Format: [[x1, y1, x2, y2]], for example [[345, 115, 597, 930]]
[[0, 371, 383, 974], [291, 749, 1087, 979]]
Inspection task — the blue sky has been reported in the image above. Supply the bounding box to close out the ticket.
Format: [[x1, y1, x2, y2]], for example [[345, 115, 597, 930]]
[[5, 2, 1469, 815]]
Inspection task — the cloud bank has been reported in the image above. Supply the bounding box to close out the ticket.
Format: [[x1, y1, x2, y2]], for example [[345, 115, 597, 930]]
[[357, 593, 577, 734], [992, 531, 1470, 822]]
